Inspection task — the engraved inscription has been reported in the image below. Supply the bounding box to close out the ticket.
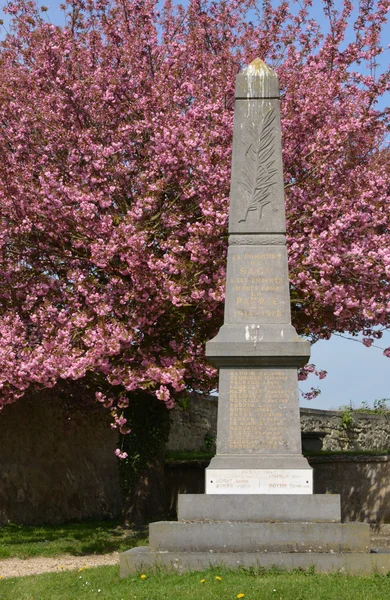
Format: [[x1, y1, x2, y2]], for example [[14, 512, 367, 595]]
[[229, 369, 292, 452], [206, 469, 313, 494], [238, 107, 277, 223], [227, 250, 290, 323]]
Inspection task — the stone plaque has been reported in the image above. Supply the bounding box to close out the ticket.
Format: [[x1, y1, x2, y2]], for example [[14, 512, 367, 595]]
[[225, 246, 290, 324], [229, 369, 298, 452], [206, 469, 313, 495], [215, 367, 302, 456]]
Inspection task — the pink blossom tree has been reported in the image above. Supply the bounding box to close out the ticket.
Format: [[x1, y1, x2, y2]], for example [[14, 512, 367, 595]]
[[0, 0, 389, 434]]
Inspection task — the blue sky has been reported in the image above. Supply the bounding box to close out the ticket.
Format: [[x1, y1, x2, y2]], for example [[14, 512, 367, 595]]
[[300, 332, 390, 411], [1, 1, 389, 410]]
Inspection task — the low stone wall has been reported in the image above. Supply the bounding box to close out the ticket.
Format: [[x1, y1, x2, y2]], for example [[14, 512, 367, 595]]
[[0, 392, 121, 525], [301, 408, 390, 452], [167, 395, 218, 452], [310, 455, 390, 524], [167, 398, 390, 453], [1, 390, 388, 526]]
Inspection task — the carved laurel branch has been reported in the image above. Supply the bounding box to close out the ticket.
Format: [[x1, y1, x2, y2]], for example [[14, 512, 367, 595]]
[[238, 107, 277, 223]]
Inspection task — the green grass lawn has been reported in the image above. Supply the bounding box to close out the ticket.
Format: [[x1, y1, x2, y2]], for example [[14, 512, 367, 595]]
[[0, 520, 147, 559], [0, 565, 390, 599]]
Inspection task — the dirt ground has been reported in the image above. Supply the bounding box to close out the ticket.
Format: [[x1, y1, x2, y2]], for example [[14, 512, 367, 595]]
[[0, 552, 119, 579]]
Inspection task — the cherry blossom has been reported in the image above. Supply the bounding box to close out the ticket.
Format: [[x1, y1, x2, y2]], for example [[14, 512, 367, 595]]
[[0, 0, 389, 428]]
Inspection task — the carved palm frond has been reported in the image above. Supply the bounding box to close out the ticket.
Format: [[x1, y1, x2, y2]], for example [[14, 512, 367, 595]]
[[238, 108, 277, 223]]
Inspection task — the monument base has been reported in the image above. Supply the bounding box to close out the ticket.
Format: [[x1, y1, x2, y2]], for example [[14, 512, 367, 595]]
[[119, 494, 390, 577]]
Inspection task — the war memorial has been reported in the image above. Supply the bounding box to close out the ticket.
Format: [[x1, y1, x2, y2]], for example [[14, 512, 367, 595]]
[[120, 60, 390, 575]]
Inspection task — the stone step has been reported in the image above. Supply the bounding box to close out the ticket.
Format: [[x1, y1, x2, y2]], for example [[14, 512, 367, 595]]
[[371, 535, 390, 549], [149, 521, 370, 554], [371, 524, 390, 535], [178, 494, 341, 523], [120, 546, 390, 577]]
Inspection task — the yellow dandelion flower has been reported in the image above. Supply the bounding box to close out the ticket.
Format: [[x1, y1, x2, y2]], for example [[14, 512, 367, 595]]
[[140, 574, 147, 579], [0, 576, 3, 580], [237, 594, 245, 599], [78, 568, 83, 572], [84, 566, 89, 569], [215, 576, 222, 581], [200, 579, 205, 583]]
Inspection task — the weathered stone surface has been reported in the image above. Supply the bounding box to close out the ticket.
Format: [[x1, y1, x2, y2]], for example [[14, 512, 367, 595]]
[[167, 394, 217, 452], [206, 243, 310, 366], [224, 246, 291, 325], [178, 494, 341, 522], [215, 368, 302, 456], [120, 546, 390, 577], [234, 58, 280, 100], [206, 58, 310, 367], [206, 363, 312, 490], [205, 332, 310, 366], [310, 454, 390, 525], [148, 521, 370, 554]]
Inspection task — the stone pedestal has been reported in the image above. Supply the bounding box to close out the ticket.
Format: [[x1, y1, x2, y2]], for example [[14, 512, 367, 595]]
[[205, 366, 312, 494]]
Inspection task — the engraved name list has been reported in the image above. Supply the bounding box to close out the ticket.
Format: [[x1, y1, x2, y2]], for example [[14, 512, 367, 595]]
[[229, 369, 294, 452]]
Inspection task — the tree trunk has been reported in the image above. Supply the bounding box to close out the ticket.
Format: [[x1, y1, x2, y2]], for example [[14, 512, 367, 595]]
[[119, 392, 170, 529], [122, 448, 166, 529]]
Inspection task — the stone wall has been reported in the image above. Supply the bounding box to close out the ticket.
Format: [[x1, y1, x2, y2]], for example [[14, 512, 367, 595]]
[[301, 408, 390, 451], [167, 398, 390, 452], [310, 455, 390, 524], [167, 395, 218, 452], [1, 390, 389, 526], [0, 391, 121, 525]]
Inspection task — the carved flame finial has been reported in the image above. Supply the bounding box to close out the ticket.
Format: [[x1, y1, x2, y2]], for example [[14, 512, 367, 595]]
[[236, 58, 279, 99], [245, 58, 275, 77]]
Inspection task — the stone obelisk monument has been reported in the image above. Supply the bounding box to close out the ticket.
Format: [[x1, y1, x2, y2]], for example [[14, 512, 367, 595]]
[[205, 58, 312, 494], [120, 60, 383, 576]]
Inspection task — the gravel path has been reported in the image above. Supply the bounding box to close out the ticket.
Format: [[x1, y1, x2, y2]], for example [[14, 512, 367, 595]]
[[0, 553, 119, 579]]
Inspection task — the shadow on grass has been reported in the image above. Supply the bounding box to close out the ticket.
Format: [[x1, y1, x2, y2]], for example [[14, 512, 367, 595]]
[[65, 532, 148, 556], [0, 520, 148, 558]]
